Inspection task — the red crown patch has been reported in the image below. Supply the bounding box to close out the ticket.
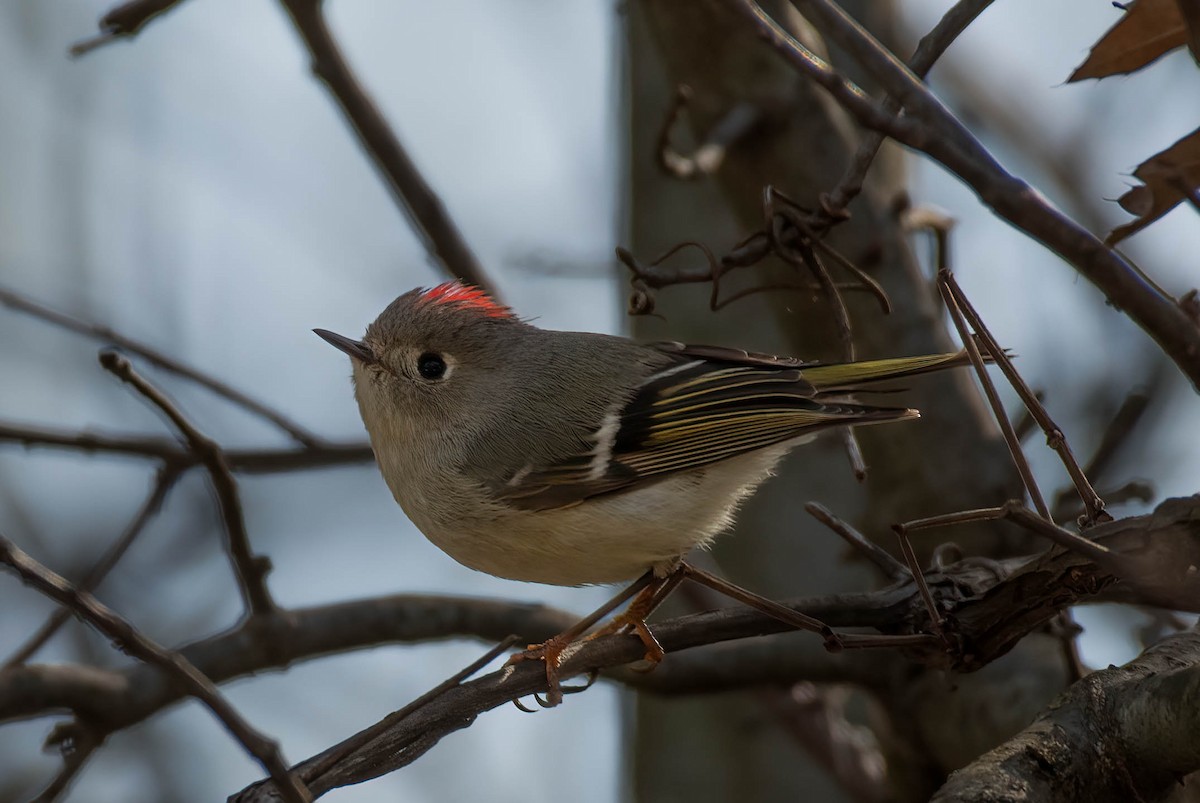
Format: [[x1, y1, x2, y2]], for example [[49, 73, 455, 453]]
[[418, 281, 512, 319]]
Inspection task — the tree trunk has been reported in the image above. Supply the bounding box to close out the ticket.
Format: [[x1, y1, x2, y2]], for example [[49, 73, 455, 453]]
[[620, 2, 1066, 800]]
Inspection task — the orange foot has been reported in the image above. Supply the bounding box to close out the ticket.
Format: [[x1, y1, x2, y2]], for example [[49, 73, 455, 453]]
[[583, 611, 666, 670], [504, 571, 678, 707]]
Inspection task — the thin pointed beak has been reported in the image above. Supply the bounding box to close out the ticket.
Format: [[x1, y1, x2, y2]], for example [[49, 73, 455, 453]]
[[313, 329, 377, 364]]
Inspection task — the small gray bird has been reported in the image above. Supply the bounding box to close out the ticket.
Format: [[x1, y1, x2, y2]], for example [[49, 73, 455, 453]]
[[316, 282, 970, 695]]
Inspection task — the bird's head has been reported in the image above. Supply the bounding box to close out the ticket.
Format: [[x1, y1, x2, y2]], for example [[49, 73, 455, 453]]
[[315, 282, 521, 444]]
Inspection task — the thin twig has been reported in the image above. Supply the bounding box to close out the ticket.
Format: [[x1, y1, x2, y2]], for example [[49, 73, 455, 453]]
[[1011, 390, 1046, 444], [31, 726, 101, 803], [0, 535, 310, 803], [937, 274, 1052, 520], [1080, 385, 1154, 484], [941, 271, 1108, 525], [0, 286, 321, 447], [285, 636, 521, 792], [820, 0, 996, 218], [805, 502, 908, 580], [1051, 610, 1087, 684], [898, 501, 1115, 567], [892, 527, 945, 640], [99, 351, 276, 617], [0, 420, 373, 473], [3, 468, 181, 668], [276, 0, 499, 298], [69, 0, 187, 56]]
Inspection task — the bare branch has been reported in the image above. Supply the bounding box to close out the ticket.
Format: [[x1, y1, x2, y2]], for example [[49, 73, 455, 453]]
[[235, 637, 521, 800], [276, 0, 499, 298], [728, 0, 1200, 390], [941, 271, 1109, 525], [99, 352, 276, 617], [821, 0, 997, 218], [0, 420, 373, 473], [805, 502, 909, 581], [937, 272, 1052, 520], [0, 535, 310, 803]]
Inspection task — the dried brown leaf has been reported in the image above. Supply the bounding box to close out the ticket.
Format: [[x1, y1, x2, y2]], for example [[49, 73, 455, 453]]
[[1107, 126, 1200, 245], [1068, 0, 1189, 81]]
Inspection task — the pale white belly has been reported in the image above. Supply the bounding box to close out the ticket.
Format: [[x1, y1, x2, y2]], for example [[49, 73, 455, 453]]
[[416, 444, 796, 586]]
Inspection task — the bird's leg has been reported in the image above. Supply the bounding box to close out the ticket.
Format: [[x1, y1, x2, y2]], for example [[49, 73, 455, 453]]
[[679, 562, 845, 650], [678, 562, 941, 651], [580, 567, 688, 668], [507, 569, 658, 706]]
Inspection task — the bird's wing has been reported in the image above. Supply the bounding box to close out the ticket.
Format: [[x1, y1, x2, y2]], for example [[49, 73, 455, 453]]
[[491, 349, 917, 512], [654, 341, 979, 393]]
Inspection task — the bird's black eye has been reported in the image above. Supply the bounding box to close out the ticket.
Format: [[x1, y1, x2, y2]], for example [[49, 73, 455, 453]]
[[417, 352, 447, 380]]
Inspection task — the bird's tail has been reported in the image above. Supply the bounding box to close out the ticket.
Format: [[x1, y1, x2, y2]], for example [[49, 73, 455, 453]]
[[801, 349, 987, 393]]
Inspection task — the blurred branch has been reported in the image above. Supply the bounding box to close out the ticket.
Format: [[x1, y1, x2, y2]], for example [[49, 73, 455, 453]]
[[821, 0, 996, 219], [0, 421, 373, 473], [30, 725, 101, 803], [100, 352, 277, 617], [0, 285, 322, 447], [729, 0, 1200, 391], [657, 86, 762, 179], [0, 536, 310, 803], [930, 57, 1110, 237], [277, 0, 499, 298], [932, 625, 1200, 803], [69, 0, 499, 295], [3, 467, 181, 668], [69, 0, 187, 56], [769, 684, 890, 803]]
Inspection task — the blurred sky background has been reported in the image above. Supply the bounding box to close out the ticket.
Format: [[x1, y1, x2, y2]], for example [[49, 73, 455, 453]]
[[1, 1, 1197, 801]]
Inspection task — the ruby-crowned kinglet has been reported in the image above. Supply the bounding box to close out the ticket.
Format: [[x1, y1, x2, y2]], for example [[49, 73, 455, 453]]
[[316, 282, 971, 588]]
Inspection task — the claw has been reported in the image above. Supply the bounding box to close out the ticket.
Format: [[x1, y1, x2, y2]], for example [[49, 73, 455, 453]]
[[506, 636, 569, 707], [512, 696, 540, 714], [631, 620, 666, 665], [560, 669, 600, 694]]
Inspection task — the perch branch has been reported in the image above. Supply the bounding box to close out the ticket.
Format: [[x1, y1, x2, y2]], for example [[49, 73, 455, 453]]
[[223, 496, 1200, 799]]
